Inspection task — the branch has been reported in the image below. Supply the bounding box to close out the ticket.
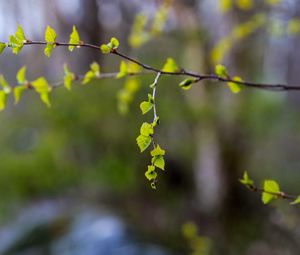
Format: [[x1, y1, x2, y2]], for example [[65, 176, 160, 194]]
[[3, 39, 298, 92]]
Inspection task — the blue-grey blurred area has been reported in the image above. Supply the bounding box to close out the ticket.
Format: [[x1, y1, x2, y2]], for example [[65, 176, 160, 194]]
[[0, 0, 300, 254]]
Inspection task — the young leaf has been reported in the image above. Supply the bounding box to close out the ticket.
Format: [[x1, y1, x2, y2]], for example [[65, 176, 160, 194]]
[[227, 76, 242, 94], [145, 165, 157, 181], [215, 64, 229, 78], [64, 64, 75, 90], [31, 77, 51, 107], [16, 25, 26, 42], [90, 62, 100, 74], [151, 155, 165, 170], [179, 78, 197, 90], [136, 134, 152, 152], [14, 85, 26, 105], [140, 122, 154, 136], [82, 71, 95, 85], [68, 26, 80, 51], [150, 145, 165, 157], [291, 195, 300, 205], [100, 44, 111, 54], [240, 171, 254, 187], [140, 101, 153, 115], [110, 37, 119, 49], [0, 43, 6, 54], [116, 61, 128, 79], [262, 180, 280, 204], [44, 26, 57, 57], [100, 37, 120, 54], [16, 66, 27, 85], [162, 58, 179, 72], [0, 75, 9, 89], [45, 26, 57, 43], [82, 62, 100, 85], [0, 91, 7, 111], [44, 44, 54, 58]]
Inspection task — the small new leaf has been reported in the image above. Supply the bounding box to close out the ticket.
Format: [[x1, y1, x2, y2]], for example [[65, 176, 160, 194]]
[[69, 26, 80, 51], [140, 101, 153, 115], [291, 195, 300, 205], [262, 180, 280, 204], [0, 91, 7, 111], [31, 77, 51, 107], [100, 44, 110, 54], [0, 75, 11, 94], [16, 66, 27, 85], [0, 43, 6, 55], [215, 64, 228, 78], [116, 61, 128, 79], [16, 25, 26, 42], [14, 85, 26, 105], [240, 171, 254, 187], [152, 155, 165, 170], [45, 26, 57, 43], [64, 64, 75, 90], [9, 25, 26, 54], [162, 58, 179, 72], [44, 26, 57, 57], [150, 145, 165, 157], [179, 78, 197, 90], [145, 165, 157, 181], [136, 135, 152, 152], [140, 122, 154, 136], [82, 62, 100, 85], [100, 37, 120, 54], [228, 76, 242, 94]]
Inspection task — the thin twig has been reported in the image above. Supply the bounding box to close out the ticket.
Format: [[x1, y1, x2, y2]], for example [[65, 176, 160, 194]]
[[2, 40, 299, 92]]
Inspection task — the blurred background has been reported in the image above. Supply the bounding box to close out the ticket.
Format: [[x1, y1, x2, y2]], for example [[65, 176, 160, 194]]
[[0, 0, 300, 254]]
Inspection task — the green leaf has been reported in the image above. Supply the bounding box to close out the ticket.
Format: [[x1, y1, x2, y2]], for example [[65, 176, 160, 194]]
[[14, 85, 26, 105], [0, 43, 6, 54], [16, 25, 26, 42], [31, 77, 51, 107], [90, 62, 100, 74], [0, 91, 7, 111], [140, 122, 154, 136], [215, 64, 228, 78], [100, 37, 120, 54], [82, 71, 94, 85], [140, 101, 153, 115], [151, 145, 165, 157], [179, 78, 196, 90], [239, 171, 254, 187], [64, 64, 75, 90], [136, 134, 152, 152], [116, 61, 128, 79], [152, 155, 165, 170], [16, 66, 27, 85], [291, 195, 300, 205], [110, 37, 119, 49], [82, 62, 100, 84], [100, 44, 111, 54], [0, 75, 10, 89], [9, 35, 24, 54], [262, 180, 280, 204], [40, 93, 51, 108], [45, 26, 57, 43], [145, 165, 157, 181], [68, 26, 80, 51], [44, 26, 57, 57], [162, 58, 179, 72], [44, 44, 54, 58], [228, 76, 242, 94]]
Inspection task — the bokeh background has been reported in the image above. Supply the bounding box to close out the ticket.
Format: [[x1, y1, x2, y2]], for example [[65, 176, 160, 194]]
[[0, 0, 300, 254]]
